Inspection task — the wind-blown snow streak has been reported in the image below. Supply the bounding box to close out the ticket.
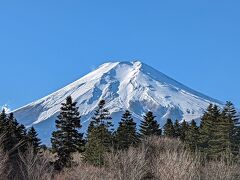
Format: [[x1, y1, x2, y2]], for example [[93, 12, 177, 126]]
[[13, 61, 222, 144]]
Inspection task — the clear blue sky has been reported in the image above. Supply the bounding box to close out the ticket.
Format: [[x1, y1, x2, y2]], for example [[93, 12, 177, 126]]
[[0, 0, 239, 110]]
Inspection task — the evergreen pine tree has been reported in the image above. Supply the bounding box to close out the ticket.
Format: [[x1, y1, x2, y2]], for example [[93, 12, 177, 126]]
[[114, 110, 140, 150], [4, 113, 19, 151], [163, 119, 175, 138], [179, 120, 190, 141], [223, 101, 239, 123], [2, 113, 28, 179], [51, 96, 84, 170], [139, 111, 161, 138], [86, 121, 95, 137], [27, 127, 41, 152], [4, 113, 28, 152], [199, 104, 214, 151], [84, 100, 113, 166], [0, 109, 7, 134], [217, 102, 239, 156], [185, 120, 200, 152], [199, 104, 221, 158], [210, 113, 234, 159], [173, 120, 181, 138]]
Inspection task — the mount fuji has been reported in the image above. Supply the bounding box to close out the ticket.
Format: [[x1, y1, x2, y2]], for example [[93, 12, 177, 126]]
[[13, 61, 222, 145]]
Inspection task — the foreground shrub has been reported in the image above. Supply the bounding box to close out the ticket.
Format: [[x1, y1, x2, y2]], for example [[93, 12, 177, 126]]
[[54, 164, 113, 180], [18, 147, 53, 180], [105, 147, 148, 180], [55, 137, 199, 180], [201, 156, 240, 180], [1, 136, 239, 180]]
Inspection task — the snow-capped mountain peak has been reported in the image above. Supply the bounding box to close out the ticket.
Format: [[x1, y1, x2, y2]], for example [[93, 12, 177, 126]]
[[13, 61, 222, 144]]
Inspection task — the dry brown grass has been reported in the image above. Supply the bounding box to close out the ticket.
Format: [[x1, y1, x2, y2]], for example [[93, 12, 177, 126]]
[[105, 147, 148, 180], [18, 147, 53, 180], [201, 157, 240, 180], [0, 135, 239, 180], [55, 137, 240, 180], [144, 137, 200, 180], [152, 148, 201, 180], [54, 163, 114, 180]]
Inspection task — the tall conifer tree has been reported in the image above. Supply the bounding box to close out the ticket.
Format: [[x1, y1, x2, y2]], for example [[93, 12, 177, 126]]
[[173, 120, 181, 138], [4, 113, 27, 152], [51, 96, 84, 170], [114, 110, 140, 150], [199, 104, 221, 158], [27, 127, 41, 152], [84, 100, 113, 166], [185, 120, 200, 152], [219, 102, 239, 156], [0, 109, 7, 134], [179, 120, 190, 141], [139, 111, 161, 138], [163, 119, 175, 138]]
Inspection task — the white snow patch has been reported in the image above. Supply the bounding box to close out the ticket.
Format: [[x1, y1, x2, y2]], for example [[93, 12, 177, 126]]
[[1, 104, 11, 113]]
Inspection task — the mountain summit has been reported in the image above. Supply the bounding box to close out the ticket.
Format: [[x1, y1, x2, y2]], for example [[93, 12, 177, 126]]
[[13, 61, 222, 144]]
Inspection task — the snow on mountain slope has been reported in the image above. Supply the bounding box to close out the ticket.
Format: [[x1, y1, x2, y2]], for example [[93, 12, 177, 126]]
[[13, 61, 223, 144]]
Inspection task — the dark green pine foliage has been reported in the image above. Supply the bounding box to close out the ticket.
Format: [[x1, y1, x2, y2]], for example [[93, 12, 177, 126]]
[[208, 103, 240, 159], [163, 119, 175, 138], [0, 111, 28, 153], [199, 104, 221, 159], [0, 111, 26, 151], [114, 110, 140, 150], [179, 120, 190, 141], [4, 113, 28, 153], [27, 127, 41, 152], [173, 120, 181, 138], [2, 112, 28, 179], [84, 100, 113, 166], [199, 104, 214, 151], [185, 120, 200, 152], [139, 111, 162, 138], [3, 113, 19, 151], [0, 109, 7, 134], [86, 121, 95, 137], [223, 101, 239, 124], [51, 96, 84, 170], [220, 102, 239, 156]]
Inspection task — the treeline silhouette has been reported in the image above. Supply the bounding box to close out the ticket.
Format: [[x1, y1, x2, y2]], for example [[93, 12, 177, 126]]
[[0, 96, 239, 179]]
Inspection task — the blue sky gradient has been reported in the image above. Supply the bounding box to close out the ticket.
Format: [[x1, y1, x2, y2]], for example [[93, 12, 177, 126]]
[[0, 0, 239, 110]]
